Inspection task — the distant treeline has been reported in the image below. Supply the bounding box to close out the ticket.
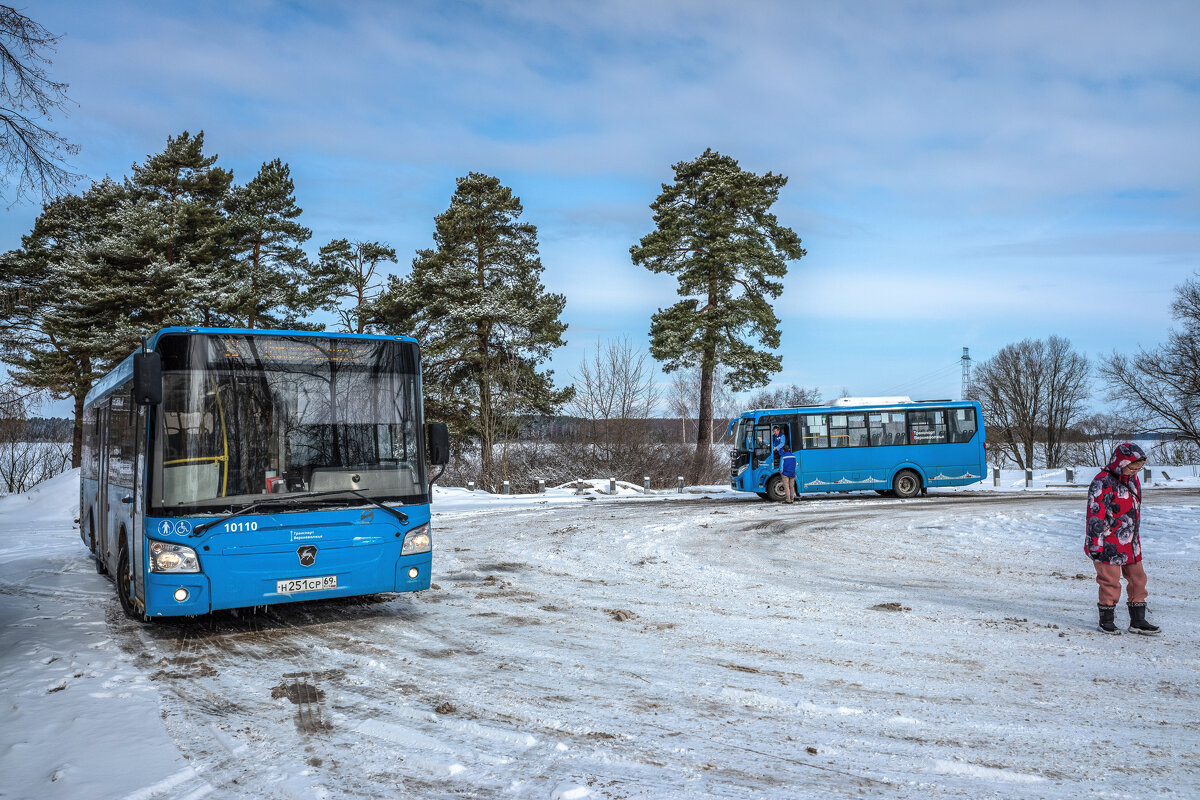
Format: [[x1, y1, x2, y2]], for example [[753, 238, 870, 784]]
[[1, 417, 72, 441]]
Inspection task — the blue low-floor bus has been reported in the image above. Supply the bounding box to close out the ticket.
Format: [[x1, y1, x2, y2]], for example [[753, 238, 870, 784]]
[[728, 396, 987, 501], [80, 327, 449, 621]]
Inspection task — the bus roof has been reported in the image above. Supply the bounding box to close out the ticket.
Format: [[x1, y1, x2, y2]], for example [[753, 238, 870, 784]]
[[734, 397, 977, 419]]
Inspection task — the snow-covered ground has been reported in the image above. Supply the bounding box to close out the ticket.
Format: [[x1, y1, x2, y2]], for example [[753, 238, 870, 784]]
[[2, 470, 1198, 799]]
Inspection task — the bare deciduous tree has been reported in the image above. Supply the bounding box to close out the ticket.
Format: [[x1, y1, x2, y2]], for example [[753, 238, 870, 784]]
[[0, 5, 79, 204], [1099, 272, 1200, 449], [745, 384, 823, 410], [1043, 336, 1092, 468], [568, 338, 659, 474], [0, 384, 70, 493], [1066, 412, 1137, 467], [970, 336, 1090, 469]]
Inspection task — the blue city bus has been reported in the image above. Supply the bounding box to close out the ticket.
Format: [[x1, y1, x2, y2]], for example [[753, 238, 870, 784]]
[[80, 327, 449, 621], [728, 397, 987, 501]]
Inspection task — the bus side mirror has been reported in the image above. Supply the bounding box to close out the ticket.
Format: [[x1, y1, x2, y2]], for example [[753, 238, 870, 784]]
[[133, 351, 162, 405], [427, 422, 449, 466]]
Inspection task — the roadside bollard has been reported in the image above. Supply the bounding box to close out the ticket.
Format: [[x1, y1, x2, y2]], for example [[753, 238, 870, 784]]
[[467, 481, 475, 492], [538, 479, 545, 493], [1066, 468, 1074, 483], [643, 476, 651, 494], [677, 476, 684, 493], [1025, 469, 1032, 488], [502, 480, 510, 495], [609, 478, 616, 494], [1144, 467, 1151, 484], [993, 470, 1000, 487]]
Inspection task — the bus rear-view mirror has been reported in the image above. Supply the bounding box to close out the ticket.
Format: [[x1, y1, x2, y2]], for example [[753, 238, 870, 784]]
[[133, 351, 162, 405], [427, 422, 449, 466]]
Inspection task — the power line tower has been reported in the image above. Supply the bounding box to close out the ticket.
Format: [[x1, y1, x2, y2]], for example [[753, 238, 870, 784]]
[[960, 347, 971, 399]]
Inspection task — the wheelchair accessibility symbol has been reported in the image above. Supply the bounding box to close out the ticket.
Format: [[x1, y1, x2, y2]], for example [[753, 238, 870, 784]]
[[174, 520, 193, 537]]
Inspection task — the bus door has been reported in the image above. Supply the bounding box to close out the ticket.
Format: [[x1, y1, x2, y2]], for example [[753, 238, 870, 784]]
[[751, 423, 775, 469], [97, 402, 112, 570]]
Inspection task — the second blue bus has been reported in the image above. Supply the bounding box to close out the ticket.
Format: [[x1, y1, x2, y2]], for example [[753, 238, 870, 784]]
[[729, 397, 987, 501]]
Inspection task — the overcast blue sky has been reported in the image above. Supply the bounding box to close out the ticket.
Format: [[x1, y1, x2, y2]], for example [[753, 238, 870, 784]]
[[5, 0, 1200, 414]]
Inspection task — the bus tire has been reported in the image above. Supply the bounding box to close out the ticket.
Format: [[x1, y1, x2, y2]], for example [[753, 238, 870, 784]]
[[765, 475, 787, 503], [116, 541, 146, 622], [893, 470, 922, 499]]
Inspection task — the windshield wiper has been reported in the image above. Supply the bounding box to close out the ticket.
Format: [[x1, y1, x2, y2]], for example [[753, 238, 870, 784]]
[[191, 496, 310, 537], [190, 489, 410, 537], [297, 489, 410, 525]]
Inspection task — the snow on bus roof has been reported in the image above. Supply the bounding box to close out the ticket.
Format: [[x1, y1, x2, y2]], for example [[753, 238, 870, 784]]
[[829, 396, 913, 406]]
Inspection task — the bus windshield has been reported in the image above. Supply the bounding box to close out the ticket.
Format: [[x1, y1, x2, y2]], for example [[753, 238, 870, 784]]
[[150, 333, 426, 514]]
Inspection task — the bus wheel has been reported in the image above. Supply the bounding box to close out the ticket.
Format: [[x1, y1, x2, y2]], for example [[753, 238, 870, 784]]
[[893, 470, 922, 499], [116, 544, 146, 622], [765, 475, 787, 502]]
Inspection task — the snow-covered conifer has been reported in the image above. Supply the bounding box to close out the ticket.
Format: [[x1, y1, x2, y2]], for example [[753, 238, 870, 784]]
[[376, 172, 570, 485]]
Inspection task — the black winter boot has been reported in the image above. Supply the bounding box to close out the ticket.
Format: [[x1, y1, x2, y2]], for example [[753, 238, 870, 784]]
[[1127, 602, 1161, 636], [1097, 604, 1121, 635]]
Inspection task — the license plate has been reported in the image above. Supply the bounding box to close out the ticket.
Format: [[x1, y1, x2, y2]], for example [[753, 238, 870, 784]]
[[276, 575, 337, 594]]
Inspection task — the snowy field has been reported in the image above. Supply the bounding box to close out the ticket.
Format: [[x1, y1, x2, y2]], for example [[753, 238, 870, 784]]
[[2, 470, 1199, 799]]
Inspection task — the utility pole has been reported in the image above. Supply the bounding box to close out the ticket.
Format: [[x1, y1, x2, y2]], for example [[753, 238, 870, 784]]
[[960, 347, 971, 400]]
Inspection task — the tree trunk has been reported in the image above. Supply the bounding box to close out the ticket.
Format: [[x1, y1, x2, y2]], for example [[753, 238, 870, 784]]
[[71, 390, 84, 469], [686, 359, 714, 486]]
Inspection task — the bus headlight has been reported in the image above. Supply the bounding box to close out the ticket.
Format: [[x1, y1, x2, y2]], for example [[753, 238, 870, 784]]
[[401, 524, 431, 555], [150, 541, 200, 573]]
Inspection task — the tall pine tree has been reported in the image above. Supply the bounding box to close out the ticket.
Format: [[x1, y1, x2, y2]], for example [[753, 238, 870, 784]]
[[120, 130, 235, 326], [631, 149, 805, 485], [307, 239, 397, 334], [376, 172, 570, 486], [0, 179, 134, 465], [222, 158, 314, 328]]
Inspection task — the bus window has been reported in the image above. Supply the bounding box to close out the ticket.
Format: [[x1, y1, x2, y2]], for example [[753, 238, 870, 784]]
[[830, 413, 868, 447], [950, 407, 978, 443], [844, 417, 864, 448], [869, 412, 905, 446], [829, 415, 848, 447], [801, 414, 829, 449], [909, 409, 948, 445]]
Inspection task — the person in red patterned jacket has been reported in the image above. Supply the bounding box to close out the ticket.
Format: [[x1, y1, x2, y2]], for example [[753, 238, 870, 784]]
[[1085, 442, 1160, 635]]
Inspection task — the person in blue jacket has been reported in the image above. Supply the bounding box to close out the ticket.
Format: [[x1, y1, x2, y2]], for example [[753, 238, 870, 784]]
[[780, 445, 798, 503], [772, 425, 786, 466]]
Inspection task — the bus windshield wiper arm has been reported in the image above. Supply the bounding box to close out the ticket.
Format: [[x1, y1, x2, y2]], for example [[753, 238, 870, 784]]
[[298, 489, 409, 525], [191, 496, 308, 536]]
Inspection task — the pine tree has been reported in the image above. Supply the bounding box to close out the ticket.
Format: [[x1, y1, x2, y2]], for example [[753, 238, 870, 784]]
[[122, 130, 234, 326], [307, 239, 397, 334], [376, 172, 571, 486], [0, 179, 133, 465], [223, 159, 314, 328], [631, 149, 805, 485]]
